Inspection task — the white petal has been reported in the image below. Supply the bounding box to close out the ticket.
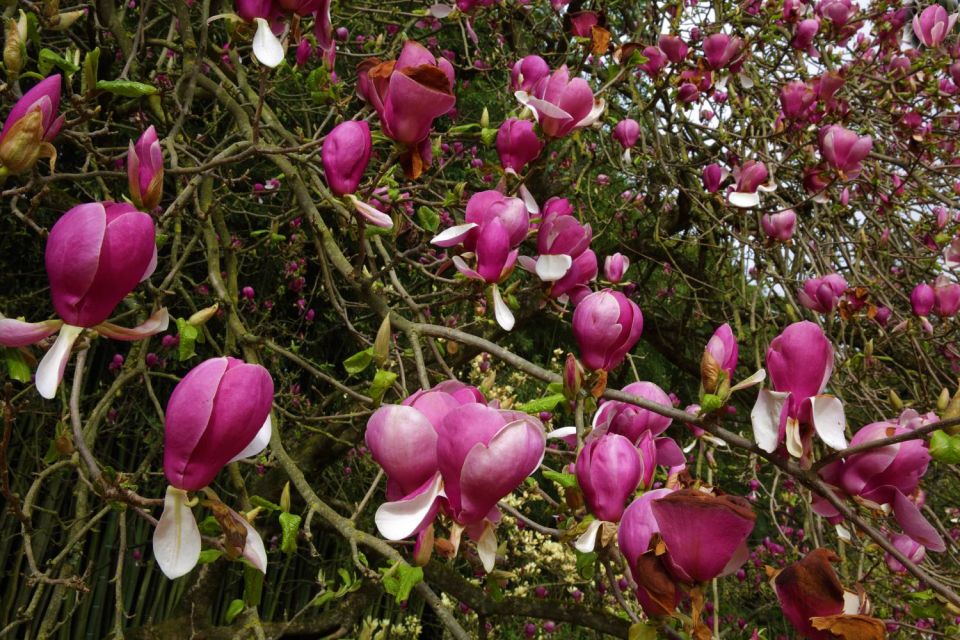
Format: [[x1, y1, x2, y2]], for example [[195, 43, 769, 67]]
[[574, 519, 602, 553], [349, 195, 393, 229], [374, 472, 443, 541], [750, 389, 790, 453], [728, 191, 760, 208], [252, 18, 285, 68], [429, 3, 455, 18], [836, 524, 852, 544], [228, 414, 272, 463], [141, 245, 158, 281], [94, 308, 170, 341], [476, 521, 498, 573], [739, 72, 754, 89], [232, 509, 267, 573], [757, 181, 778, 193], [430, 223, 478, 247], [575, 98, 606, 129], [519, 184, 539, 214], [622, 148, 632, 164], [523, 96, 574, 121], [809, 395, 848, 450], [545, 426, 577, 440], [535, 254, 573, 282], [35, 324, 83, 400], [514, 90, 533, 113], [491, 285, 515, 331], [785, 417, 803, 458], [842, 590, 861, 615], [153, 486, 202, 579], [729, 368, 767, 392]]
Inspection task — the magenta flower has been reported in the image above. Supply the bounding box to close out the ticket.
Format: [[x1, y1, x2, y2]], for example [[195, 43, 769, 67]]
[[639, 46, 668, 77], [569, 11, 598, 38], [373, 400, 544, 572], [913, 5, 956, 47], [604, 253, 630, 283], [593, 381, 672, 441], [128, 125, 164, 211], [910, 282, 935, 317], [818, 125, 872, 180], [496, 118, 542, 174], [510, 55, 550, 93], [572, 290, 643, 371], [0, 74, 63, 175], [516, 65, 604, 138], [728, 160, 775, 208], [816, 0, 855, 28], [576, 433, 641, 522], [518, 204, 592, 285], [933, 275, 960, 317], [885, 533, 926, 574], [702, 323, 738, 393], [702, 163, 728, 193], [814, 411, 945, 552], [658, 35, 688, 63], [761, 210, 797, 242], [357, 41, 455, 177], [295, 38, 312, 66], [549, 250, 598, 304], [780, 81, 816, 120], [751, 321, 847, 460], [313, 0, 336, 69], [792, 18, 820, 50], [0, 202, 167, 399], [676, 82, 699, 104], [235, 0, 286, 67], [798, 273, 848, 314], [612, 118, 640, 162], [321, 120, 391, 229], [702, 33, 743, 70], [154, 357, 274, 579]]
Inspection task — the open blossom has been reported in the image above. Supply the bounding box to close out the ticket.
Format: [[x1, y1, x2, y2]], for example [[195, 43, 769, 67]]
[[798, 273, 847, 313], [702, 163, 728, 193], [702, 33, 743, 70], [816, 0, 855, 28], [933, 275, 960, 317], [818, 125, 872, 180], [496, 118, 542, 174], [771, 549, 885, 640], [510, 54, 550, 93], [619, 489, 755, 617], [813, 410, 945, 552], [913, 5, 957, 47], [658, 35, 688, 63], [792, 18, 820, 50], [154, 357, 274, 579], [702, 323, 738, 393], [370, 392, 544, 572], [518, 202, 593, 290], [0, 202, 167, 399], [322, 120, 392, 229], [0, 74, 63, 175], [128, 126, 164, 211], [358, 41, 455, 178], [751, 321, 847, 461], [728, 160, 775, 208], [639, 46, 668, 77], [515, 65, 604, 138], [235, 0, 286, 68], [780, 81, 816, 120], [572, 290, 643, 371], [761, 210, 796, 242]]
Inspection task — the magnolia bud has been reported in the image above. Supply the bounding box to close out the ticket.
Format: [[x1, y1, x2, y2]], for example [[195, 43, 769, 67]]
[[188, 303, 219, 327], [938, 388, 950, 413], [700, 348, 721, 394], [280, 481, 291, 513], [0, 109, 45, 174], [4, 18, 24, 77], [888, 389, 903, 412], [49, 10, 86, 31], [374, 315, 391, 366], [480, 107, 490, 129], [563, 353, 584, 400]]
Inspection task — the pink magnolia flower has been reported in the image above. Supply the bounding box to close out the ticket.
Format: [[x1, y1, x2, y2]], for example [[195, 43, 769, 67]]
[[751, 321, 847, 460], [576, 433, 642, 523], [933, 275, 960, 317], [594, 381, 672, 440], [235, 0, 287, 67], [295, 38, 312, 67], [516, 65, 605, 138], [612, 118, 640, 149], [619, 489, 755, 616], [313, 0, 336, 69], [639, 46, 668, 77], [885, 533, 926, 574], [798, 273, 848, 313], [702, 323, 738, 393], [322, 121, 392, 228], [818, 125, 872, 180], [771, 549, 880, 640], [604, 253, 630, 283], [357, 41, 455, 177], [0, 202, 167, 399], [128, 126, 164, 212], [792, 18, 820, 50], [816, 0, 856, 28], [0, 74, 63, 175], [780, 81, 816, 120], [510, 55, 550, 93], [702, 33, 743, 70], [702, 163, 728, 193], [154, 357, 274, 579], [518, 203, 592, 286], [496, 118, 542, 174], [372, 399, 544, 572], [761, 210, 797, 242], [913, 5, 957, 47], [911, 282, 935, 317], [658, 35, 689, 63], [676, 82, 699, 103], [572, 290, 643, 371], [569, 11, 598, 38], [729, 160, 775, 208], [813, 411, 945, 552]]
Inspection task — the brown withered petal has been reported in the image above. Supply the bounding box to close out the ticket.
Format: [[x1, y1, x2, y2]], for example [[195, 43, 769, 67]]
[[399, 146, 425, 180], [632, 553, 680, 617], [590, 26, 612, 56], [810, 615, 887, 640], [209, 500, 248, 560], [700, 350, 721, 394], [773, 548, 848, 639], [400, 65, 454, 95]]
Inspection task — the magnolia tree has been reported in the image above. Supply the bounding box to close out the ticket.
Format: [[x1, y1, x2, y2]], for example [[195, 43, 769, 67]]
[[2, 0, 960, 638]]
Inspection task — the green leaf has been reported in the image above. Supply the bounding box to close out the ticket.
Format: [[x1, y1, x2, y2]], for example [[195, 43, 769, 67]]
[[279, 511, 301, 555], [930, 430, 960, 464], [368, 369, 398, 405], [250, 495, 281, 512], [198, 515, 220, 536], [575, 550, 597, 579], [4, 348, 31, 383], [224, 599, 244, 624], [628, 622, 658, 640], [380, 562, 423, 604], [175, 317, 199, 361], [242, 564, 264, 606], [96, 79, 158, 97], [38, 48, 79, 76], [343, 347, 373, 375], [700, 393, 723, 414], [542, 468, 578, 489], [197, 549, 223, 564], [515, 393, 565, 415], [447, 123, 481, 135], [82, 48, 100, 95], [311, 591, 336, 607], [480, 127, 498, 147], [416, 206, 440, 232]]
